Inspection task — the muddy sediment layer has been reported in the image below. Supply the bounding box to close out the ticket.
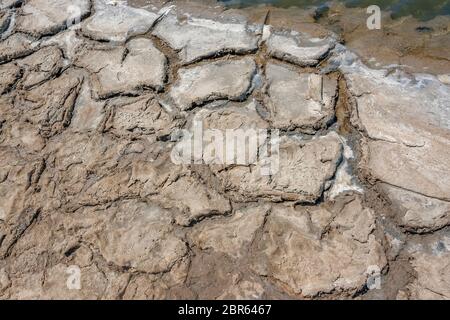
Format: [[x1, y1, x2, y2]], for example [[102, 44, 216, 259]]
[[0, 0, 449, 299]]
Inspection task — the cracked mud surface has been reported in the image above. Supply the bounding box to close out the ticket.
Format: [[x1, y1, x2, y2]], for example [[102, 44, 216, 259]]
[[0, 0, 449, 300]]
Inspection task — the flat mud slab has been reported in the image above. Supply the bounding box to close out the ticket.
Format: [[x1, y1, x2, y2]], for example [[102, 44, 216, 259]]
[[0, 0, 449, 300]]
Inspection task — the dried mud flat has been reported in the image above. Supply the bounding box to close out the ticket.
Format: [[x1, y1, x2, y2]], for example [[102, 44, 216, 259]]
[[0, 0, 449, 300]]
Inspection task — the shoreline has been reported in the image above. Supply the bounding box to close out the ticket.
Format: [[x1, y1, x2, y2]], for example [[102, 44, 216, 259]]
[[131, 0, 450, 75]]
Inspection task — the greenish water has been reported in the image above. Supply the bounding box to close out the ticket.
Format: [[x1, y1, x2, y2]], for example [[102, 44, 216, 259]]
[[220, 0, 450, 20]]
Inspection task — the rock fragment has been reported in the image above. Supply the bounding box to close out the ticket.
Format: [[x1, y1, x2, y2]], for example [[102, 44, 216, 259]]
[[190, 204, 269, 259], [265, 63, 337, 132], [109, 95, 182, 138], [438, 74, 450, 85], [16, 46, 64, 89], [76, 38, 167, 98], [94, 200, 188, 274], [368, 140, 450, 201], [343, 58, 450, 227], [16, 0, 91, 37], [82, 3, 160, 43], [266, 30, 334, 66], [157, 173, 232, 226], [153, 14, 259, 64], [382, 184, 450, 233], [168, 58, 256, 110], [0, 33, 38, 64], [125, 149, 231, 226], [215, 132, 342, 203], [171, 100, 268, 165], [251, 196, 386, 297]]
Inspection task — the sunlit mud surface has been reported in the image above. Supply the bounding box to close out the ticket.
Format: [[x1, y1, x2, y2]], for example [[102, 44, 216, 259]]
[[0, 0, 449, 300]]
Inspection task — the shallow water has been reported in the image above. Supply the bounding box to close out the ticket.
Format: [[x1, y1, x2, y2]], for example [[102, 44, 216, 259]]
[[220, 0, 450, 20]]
